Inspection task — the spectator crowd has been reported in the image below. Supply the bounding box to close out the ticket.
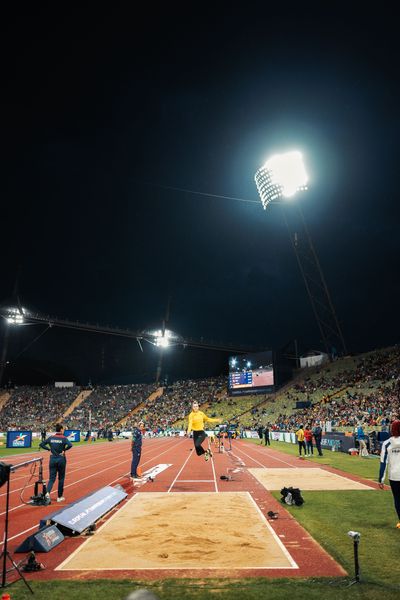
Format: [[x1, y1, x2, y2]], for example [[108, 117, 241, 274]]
[[0, 346, 398, 438]]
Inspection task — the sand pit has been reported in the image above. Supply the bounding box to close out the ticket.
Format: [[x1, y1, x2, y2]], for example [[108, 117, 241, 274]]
[[57, 492, 297, 570], [249, 467, 373, 490]]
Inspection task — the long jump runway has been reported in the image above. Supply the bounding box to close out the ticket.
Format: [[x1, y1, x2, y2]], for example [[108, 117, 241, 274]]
[[0, 437, 379, 581]]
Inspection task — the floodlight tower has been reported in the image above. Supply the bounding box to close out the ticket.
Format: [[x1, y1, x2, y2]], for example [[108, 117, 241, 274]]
[[255, 151, 347, 357]]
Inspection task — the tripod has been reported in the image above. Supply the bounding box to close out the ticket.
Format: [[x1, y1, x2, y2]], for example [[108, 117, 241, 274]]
[[0, 463, 34, 594]]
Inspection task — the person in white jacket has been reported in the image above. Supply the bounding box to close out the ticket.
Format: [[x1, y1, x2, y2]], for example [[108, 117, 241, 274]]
[[379, 419, 400, 529]]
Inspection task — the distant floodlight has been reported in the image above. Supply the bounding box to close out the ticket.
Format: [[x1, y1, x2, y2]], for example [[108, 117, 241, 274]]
[[255, 151, 308, 209], [5, 307, 25, 325], [155, 334, 170, 348], [143, 327, 183, 349], [154, 329, 170, 347]]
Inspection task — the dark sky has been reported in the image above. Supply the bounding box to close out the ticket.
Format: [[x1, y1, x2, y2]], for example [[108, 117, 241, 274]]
[[1, 5, 399, 384]]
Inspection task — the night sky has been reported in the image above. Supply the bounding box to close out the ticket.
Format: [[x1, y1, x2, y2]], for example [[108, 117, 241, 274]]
[[1, 6, 399, 384]]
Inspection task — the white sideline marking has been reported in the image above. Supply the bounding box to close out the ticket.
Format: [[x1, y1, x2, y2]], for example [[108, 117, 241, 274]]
[[177, 480, 214, 483], [247, 492, 298, 569]]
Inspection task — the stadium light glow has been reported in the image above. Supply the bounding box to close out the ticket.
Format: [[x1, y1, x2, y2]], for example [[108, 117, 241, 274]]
[[155, 330, 170, 348], [144, 328, 183, 349], [5, 307, 25, 325], [254, 150, 308, 209]]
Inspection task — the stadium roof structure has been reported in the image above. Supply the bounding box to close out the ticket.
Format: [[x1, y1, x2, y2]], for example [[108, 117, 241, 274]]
[[0, 302, 258, 354]]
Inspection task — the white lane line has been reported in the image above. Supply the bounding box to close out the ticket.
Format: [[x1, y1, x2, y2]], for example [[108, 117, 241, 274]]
[[1, 439, 185, 516], [1, 438, 171, 484], [246, 492, 298, 569], [1, 439, 183, 547], [241, 442, 297, 467], [0, 447, 130, 498], [177, 480, 215, 483], [210, 453, 218, 493], [1, 437, 178, 498], [234, 444, 294, 468], [167, 447, 193, 493]]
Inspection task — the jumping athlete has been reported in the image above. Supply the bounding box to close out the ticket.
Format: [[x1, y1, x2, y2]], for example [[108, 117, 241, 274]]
[[39, 423, 72, 503], [187, 401, 221, 461]]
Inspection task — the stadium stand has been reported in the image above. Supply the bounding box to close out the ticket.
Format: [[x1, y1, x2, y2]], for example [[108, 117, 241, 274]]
[[237, 345, 400, 431], [115, 387, 164, 428], [66, 383, 158, 430], [63, 388, 93, 419], [0, 385, 81, 431], [132, 376, 226, 432], [0, 392, 10, 412], [0, 346, 398, 437]]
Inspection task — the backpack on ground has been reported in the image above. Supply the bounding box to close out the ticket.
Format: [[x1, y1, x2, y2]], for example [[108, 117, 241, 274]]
[[280, 486, 304, 506]]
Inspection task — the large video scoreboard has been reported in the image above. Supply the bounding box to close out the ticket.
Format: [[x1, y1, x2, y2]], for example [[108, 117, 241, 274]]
[[228, 350, 274, 396], [229, 369, 253, 388]]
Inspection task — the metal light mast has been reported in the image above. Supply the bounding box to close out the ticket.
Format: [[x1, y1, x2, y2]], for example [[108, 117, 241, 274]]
[[255, 151, 347, 357]]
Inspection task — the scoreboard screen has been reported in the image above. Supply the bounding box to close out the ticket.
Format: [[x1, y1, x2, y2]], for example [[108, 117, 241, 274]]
[[228, 351, 274, 394], [229, 370, 253, 388]]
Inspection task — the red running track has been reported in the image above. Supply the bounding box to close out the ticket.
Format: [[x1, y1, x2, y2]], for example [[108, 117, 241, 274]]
[[0, 438, 376, 582]]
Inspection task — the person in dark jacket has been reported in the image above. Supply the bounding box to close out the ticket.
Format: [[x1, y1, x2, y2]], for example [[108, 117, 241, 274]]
[[131, 421, 144, 480], [264, 424, 270, 446], [39, 423, 72, 503], [313, 421, 323, 456]]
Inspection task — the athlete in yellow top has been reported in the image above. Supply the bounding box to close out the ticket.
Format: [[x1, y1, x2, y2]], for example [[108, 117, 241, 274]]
[[295, 425, 307, 457], [187, 401, 221, 461]]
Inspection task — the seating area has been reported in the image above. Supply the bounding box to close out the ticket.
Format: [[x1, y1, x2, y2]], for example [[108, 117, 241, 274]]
[[131, 376, 226, 431], [66, 383, 158, 430], [0, 385, 81, 431], [0, 345, 398, 435], [241, 345, 400, 431]]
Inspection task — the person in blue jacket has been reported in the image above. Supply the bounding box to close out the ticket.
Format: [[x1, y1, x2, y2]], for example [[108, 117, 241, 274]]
[[131, 421, 144, 480], [356, 423, 368, 456], [39, 423, 72, 503]]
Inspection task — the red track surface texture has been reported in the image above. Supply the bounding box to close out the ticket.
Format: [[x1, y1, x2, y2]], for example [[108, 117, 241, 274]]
[[1, 438, 376, 582]]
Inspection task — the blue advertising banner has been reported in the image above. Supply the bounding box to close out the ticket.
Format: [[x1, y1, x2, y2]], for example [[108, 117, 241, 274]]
[[48, 485, 127, 533], [6, 431, 32, 448], [321, 432, 355, 452], [15, 524, 65, 553], [64, 429, 81, 443]]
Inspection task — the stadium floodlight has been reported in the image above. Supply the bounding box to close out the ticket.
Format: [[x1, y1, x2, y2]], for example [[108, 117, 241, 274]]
[[5, 307, 25, 325], [142, 328, 183, 349], [155, 329, 170, 348], [254, 150, 347, 358], [254, 150, 308, 209]]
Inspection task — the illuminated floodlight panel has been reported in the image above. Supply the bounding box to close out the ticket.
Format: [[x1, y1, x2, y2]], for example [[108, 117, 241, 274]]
[[255, 151, 308, 209], [144, 328, 182, 348], [154, 330, 170, 347], [6, 307, 25, 325]]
